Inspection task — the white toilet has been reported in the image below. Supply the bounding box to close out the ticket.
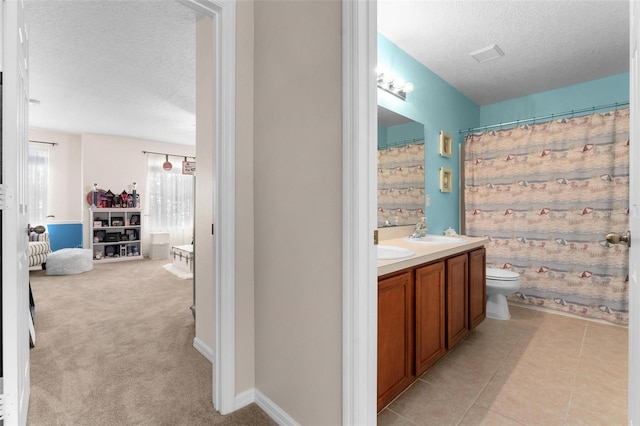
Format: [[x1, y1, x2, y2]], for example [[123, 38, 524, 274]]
[[486, 268, 521, 320]]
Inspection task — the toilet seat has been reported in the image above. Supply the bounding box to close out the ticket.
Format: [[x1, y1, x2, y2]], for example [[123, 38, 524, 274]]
[[486, 268, 519, 281]]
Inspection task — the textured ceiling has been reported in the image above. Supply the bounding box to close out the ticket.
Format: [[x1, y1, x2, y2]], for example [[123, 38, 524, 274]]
[[25, 0, 197, 145], [378, 0, 629, 106], [25, 1, 630, 146]]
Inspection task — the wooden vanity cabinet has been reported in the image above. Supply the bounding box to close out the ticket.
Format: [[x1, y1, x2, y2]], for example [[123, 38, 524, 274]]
[[415, 261, 446, 376], [377, 246, 487, 411], [446, 253, 469, 349], [468, 247, 487, 329], [378, 271, 415, 410]]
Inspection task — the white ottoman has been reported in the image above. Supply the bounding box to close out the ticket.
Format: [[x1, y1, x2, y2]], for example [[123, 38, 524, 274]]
[[46, 248, 93, 276]]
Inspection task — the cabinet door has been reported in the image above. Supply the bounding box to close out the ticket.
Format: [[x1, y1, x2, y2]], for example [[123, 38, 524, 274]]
[[415, 261, 446, 376], [468, 248, 486, 329], [446, 253, 469, 349], [378, 271, 414, 411]]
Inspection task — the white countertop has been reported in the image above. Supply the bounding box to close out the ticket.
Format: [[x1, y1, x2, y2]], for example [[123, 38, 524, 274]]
[[378, 235, 489, 277]]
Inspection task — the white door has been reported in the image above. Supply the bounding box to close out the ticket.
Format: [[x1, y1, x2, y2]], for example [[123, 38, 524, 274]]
[[1, 0, 31, 424], [629, 1, 639, 423]]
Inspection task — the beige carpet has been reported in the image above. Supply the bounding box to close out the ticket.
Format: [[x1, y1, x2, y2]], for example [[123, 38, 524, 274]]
[[27, 258, 274, 426]]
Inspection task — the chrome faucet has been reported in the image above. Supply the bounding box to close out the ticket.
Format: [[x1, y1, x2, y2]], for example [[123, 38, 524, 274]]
[[410, 217, 428, 239]]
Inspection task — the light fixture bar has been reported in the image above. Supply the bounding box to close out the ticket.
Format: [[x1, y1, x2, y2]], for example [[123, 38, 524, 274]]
[[377, 72, 414, 101]]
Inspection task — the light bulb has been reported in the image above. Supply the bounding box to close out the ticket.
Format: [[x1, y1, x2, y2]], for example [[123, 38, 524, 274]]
[[403, 82, 414, 94]]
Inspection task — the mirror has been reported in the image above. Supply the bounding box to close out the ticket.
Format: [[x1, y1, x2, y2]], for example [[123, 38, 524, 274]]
[[377, 106, 425, 227]]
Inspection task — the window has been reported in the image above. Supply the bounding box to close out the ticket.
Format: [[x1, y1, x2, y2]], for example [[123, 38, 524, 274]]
[[147, 155, 194, 245], [28, 143, 49, 226]]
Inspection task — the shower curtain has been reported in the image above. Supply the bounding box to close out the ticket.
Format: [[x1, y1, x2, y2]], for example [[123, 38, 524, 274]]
[[464, 108, 629, 324]]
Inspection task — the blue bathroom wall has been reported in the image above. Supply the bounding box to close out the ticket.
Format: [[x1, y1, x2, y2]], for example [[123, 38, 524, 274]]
[[378, 34, 480, 234], [479, 73, 629, 126], [378, 121, 425, 149]]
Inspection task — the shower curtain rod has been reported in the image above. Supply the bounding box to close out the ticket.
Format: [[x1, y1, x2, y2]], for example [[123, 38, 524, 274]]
[[381, 137, 424, 149], [458, 101, 629, 135], [29, 139, 58, 146], [142, 150, 195, 160]]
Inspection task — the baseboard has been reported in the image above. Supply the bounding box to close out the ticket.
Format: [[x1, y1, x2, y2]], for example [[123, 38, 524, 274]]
[[192, 337, 214, 363], [234, 388, 255, 410], [254, 389, 299, 426]]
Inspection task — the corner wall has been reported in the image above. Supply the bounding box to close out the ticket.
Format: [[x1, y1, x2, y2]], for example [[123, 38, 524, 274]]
[[253, 1, 342, 423], [479, 73, 630, 125], [377, 34, 480, 235], [235, 0, 256, 397]]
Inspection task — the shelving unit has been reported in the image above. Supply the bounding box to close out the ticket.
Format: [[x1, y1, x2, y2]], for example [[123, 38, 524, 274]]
[[89, 208, 143, 263]]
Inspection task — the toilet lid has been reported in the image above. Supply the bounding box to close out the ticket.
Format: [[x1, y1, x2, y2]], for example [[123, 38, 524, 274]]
[[487, 268, 520, 281]]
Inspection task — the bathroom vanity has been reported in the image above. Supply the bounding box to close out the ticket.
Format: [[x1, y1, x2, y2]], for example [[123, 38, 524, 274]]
[[377, 235, 488, 411]]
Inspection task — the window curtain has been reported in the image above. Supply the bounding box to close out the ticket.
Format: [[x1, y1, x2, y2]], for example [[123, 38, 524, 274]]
[[146, 154, 194, 247], [28, 143, 49, 226], [464, 109, 629, 324]]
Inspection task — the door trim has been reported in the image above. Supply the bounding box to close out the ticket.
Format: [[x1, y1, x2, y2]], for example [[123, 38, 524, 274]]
[[342, 1, 377, 424], [178, 0, 236, 415]]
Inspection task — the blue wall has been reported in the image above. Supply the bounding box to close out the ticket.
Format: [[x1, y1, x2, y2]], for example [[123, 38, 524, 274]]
[[479, 73, 629, 127], [47, 223, 83, 251], [378, 121, 424, 149], [379, 31, 629, 236], [378, 34, 479, 234]]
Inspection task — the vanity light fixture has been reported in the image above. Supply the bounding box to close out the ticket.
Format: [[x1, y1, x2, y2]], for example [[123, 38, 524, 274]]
[[377, 70, 414, 101]]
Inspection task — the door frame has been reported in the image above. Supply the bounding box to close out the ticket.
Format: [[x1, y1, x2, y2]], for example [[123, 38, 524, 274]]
[[1, 0, 31, 423], [178, 0, 236, 415], [628, 0, 638, 422], [342, 1, 377, 424], [345, 1, 639, 424]]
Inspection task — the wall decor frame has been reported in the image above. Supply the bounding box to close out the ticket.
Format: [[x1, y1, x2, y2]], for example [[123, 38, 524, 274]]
[[439, 131, 453, 157], [440, 167, 453, 192]]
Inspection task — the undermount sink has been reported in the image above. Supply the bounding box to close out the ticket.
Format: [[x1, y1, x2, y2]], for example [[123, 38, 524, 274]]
[[405, 235, 467, 244], [377, 245, 416, 260]]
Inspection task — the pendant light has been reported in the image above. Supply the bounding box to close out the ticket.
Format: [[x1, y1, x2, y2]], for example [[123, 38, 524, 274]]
[[163, 154, 173, 171]]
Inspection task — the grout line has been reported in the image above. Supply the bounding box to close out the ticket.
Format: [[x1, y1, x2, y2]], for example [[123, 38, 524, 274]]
[[562, 322, 589, 425], [385, 407, 420, 426]]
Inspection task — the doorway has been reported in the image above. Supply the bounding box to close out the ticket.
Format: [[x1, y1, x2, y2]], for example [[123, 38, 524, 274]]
[[15, 0, 237, 419], [342, 1, 638, 423]]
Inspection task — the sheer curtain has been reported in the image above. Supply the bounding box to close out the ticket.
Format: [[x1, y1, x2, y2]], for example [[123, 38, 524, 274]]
[[28, 143, 49, 226], [146, 154, 194, 247]]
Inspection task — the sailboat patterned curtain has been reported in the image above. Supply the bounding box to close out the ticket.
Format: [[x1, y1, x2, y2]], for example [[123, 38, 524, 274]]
[[464, 109, 629, 324], [377, 142, 425, 227]]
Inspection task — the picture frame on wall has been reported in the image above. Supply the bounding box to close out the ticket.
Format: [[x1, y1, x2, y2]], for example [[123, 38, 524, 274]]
[[439, 131, 453, 157], [440, 167, 453, 192]]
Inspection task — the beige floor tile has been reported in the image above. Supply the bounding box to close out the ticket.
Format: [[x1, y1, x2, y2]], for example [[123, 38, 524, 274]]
[[458, 404, 524, 426], [377, 408, 417, 426], [377, 306, 629, 426], [507, 305, 539, 321], [576, 355, 627, 389], [580, 323, 628, 362], [475, 369, 571, 425], [386, 379, 471, 426], [566, 375, 627, 425]]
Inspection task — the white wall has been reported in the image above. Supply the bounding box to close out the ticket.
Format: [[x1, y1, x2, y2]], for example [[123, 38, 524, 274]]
[[29, 128, 83, 223], [253, 1, 343, 423], [28, 129, 195, 252], [80, 133, 195, 252]]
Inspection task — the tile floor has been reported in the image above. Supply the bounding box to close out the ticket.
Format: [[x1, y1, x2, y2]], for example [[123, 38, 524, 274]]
[[378, 305, 628, 425]]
